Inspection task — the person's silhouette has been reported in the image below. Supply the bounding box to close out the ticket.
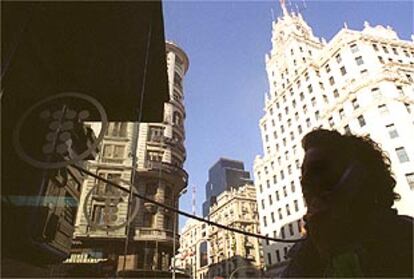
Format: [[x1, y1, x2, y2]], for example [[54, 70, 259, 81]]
[[283, 129, 413, 277]]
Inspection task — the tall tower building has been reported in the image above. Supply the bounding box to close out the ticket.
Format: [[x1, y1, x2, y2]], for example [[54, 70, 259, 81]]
[[254, 2, 414, 276], [70, 41, 189, 277], [202, 158, 253, 216]]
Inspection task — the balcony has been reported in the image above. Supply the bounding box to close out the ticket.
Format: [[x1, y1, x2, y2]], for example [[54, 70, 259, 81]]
[[139, 161, 188, 190], [134, 228, 179, 244], [169, 99, 185, 116]]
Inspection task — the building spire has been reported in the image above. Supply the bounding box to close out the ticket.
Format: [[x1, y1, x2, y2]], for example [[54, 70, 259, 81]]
[[279, 0, 289, 16]]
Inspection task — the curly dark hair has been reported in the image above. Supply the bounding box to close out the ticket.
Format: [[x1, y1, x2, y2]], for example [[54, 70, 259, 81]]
[[302, 128, 400, 209]]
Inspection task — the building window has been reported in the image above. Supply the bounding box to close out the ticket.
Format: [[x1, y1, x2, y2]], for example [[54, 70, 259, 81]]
[[143, 213, 154, 227], [311, 97, 316, 107], [285, 106, 289, 114], [292, 100, 297, 108], [273, 175, 277, 184], [357, 115, 366, 127], [269, 194, 273, 205], [315, 109, 321, 120], [302, 105, 308, 113], [286, 204, 291, 216], [263, 216, 268, 227], [106, 122, 128, 137], [406, 173, 414, 190], [280, 170, 285, 179], [352, 99, 359, 109], [396, 147, 410, 163], [333, 89, 339, 98], [396, 85, 404, 95], [267, 180, 270, 188], [306, 118, 311, 128], [289, 224, 294, 236], [355, 56, 364, 66], [382, 46, 389, 53], [91, 205, 105, 225], [340, 66, 347, 76], [386, 124, 399, 139], [350, 43, 359, 53], [378, 104, 389, 115], [103, 144, 125, 162], [392, 47, 398, 55], [378, 56, 384, 64], [283, 186, 287, 197], [261, 199, 265, 210], [344, 125, 351, 134], [405, 103, 411, 113], [271, 212, 276, 223], [291, 181, 295, 193], [276, 190, 280, 201], [329, 76, 335, 85], [328, 117, 334, 127], [373, 44, 379, 51], [335, 53, 342, 63], [325, 64, 331, 73], [294, 200, 299, 211], [267, 253, 272, 265], [283, 247, 289, 259], [339, 109, 345, 119], [300, 92, 304, 101], [276, 250, 281, 262], [295, 159, 300, 169], [278, 208, 283, 220], [295, 112, 299, 120], [259, 184, 263, 193], [372, 87, 380, 97], [281, 226, 286, 239], [308, 84, 313, 94], [323, 94, 328, 103]]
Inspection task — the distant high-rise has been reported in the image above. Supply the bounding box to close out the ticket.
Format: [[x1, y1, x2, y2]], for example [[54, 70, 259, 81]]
[[254, 1, 414, 277], [202, 158, 253, 216]]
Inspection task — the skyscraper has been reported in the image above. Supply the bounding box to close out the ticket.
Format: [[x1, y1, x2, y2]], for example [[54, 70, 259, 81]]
[[254, 2, 414, 276], [69, 41, 189, 277], [202, 158, 253, 216]]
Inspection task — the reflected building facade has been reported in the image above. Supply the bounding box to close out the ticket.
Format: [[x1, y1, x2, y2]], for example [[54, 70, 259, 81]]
[[69, 41, 190, 277]]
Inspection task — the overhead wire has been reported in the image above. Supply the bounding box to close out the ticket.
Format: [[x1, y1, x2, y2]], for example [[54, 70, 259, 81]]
[[72, 164, 306, 244]]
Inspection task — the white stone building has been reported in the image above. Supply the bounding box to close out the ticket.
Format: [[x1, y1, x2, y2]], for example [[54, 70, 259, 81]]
[[175, 219, 209, 279], [71, 41, 190, 276], [176, 184, 264, 279], [253, 3, 414, 276]]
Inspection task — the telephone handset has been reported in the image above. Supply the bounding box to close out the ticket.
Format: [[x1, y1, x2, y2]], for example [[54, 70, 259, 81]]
[[328, 161, 368, 213]]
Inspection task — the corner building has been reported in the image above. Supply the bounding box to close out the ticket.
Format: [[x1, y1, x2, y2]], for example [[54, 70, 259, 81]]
[[254, 4, 414, 277], [70, 41, 189, 277]]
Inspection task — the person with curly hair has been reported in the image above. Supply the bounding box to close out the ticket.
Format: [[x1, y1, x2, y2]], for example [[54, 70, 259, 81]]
[[282, 129, 413, 278]]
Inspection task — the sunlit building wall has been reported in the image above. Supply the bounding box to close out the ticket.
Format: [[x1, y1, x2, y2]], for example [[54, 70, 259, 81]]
[[254, 6, 414, 276]]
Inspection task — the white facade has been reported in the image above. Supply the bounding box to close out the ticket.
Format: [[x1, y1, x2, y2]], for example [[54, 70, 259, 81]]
[[254, 7, 414, 275], [176, 184, 263, 279], [176, 219, 209, 279]]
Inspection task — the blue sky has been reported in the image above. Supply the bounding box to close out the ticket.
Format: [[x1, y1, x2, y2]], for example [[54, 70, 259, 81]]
[[162, 0, 413, 229]]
